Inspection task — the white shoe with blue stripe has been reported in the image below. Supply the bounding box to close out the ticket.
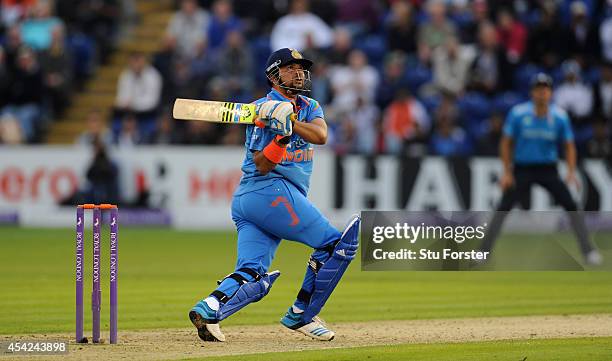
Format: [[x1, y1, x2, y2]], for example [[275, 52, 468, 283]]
[[296, 317, 335, 341], [281, 307, 335, 341]]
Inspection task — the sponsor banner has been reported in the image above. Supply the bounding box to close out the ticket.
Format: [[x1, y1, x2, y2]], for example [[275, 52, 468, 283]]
[[0, 146, 333, 228], [0, 147, 610, 228], [361, 211, 612, 271], [334, 156, 612, 212]]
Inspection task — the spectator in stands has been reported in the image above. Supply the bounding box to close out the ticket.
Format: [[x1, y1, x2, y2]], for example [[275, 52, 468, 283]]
[[326, 27, 352, 65], [19, 0, 64, 51], [554, 60, 593, 123], [376, 51, 408, 108], [335, 0, 380, 36], [417, 0, 456, 64], [1, 0, 37, 28], [207, 0, 242, 51], [71, 0, 121, 64], [166, 0, 209, 60], [153, 36, 179, 104], [385, 1, 417, 55], [85, 137, 119, 205], [214, 29, 254, 99], [601, 13, 612, 62], [76, 110, 112, 147], [310, 58, 332, 105], [270, 0, 333, 51], [383, 88, 430, 155], [169, 59, 200, 103], [459, 0, 489, 45], [190, 40, 217, 83], [40, 24, 72, 117], [115, 113, 140, 147], [468, 21, 512, 95], [429, 99, 472, 156], [330, 49, 379, 112], [527, 0, 564, 69], [592, 61, 612, 122], [1, 46, 43, 142], [4, 24, 23, 71], [564, 1, 600, 66], [495, 8, 526, 64], [345, 96, 380, 154], [147, 112, 182, 145], [0, 113, 24, 144], [114, 52, 162, 137], [0, 46, 9, 109], [431, 36, 474, 97], [476, 112, 503, 156]]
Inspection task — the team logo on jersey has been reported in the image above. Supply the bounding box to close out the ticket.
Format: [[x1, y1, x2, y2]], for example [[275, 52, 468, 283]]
[[523, 116, 532, 125], [290, 49, 303, 59]]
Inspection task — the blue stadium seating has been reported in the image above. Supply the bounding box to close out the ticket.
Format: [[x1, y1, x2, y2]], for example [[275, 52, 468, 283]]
[[493, 92, 525, 115], [405, 65, 432, 94], [514, 63, 544, 96]]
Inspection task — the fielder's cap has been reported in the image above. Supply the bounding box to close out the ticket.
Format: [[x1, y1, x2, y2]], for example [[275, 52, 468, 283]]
[[265, 48, 313, 75], [530, 72, 553, 88]]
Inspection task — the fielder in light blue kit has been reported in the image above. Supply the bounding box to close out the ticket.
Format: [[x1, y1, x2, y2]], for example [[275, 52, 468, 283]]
[[189, 48, 360, 342]]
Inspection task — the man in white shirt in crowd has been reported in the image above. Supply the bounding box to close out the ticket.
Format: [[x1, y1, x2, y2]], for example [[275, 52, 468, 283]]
[[114, 52, 162, 138], [166, 0, 209, 60], [270, 0, 333, 51], [553, 60, 593, 122]]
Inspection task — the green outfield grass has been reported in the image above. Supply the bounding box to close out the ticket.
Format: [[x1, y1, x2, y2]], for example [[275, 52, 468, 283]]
[[0, 227, 611, 335], [184, 337, 612, 361]]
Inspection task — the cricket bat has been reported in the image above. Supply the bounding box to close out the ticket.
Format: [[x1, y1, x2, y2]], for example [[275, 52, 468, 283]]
[[173, 98, 298, 125], [173, 98, 257, 124]]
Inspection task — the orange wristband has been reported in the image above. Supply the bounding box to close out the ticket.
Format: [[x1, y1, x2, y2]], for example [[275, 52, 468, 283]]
[[263, 136, 287, 164]]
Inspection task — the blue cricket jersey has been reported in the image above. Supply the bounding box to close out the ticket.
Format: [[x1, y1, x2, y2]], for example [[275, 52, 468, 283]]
[[234, 89, 324, 196], [503, 101, 574, 165]]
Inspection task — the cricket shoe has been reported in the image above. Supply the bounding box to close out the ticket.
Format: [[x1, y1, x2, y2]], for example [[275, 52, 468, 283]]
[[189, 300, 226, 342], [586, 250, 603, 266], [280, 306, 335, 341]]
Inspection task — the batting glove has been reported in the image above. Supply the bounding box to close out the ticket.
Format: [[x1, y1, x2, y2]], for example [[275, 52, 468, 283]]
[[256, 101, 294, 137]]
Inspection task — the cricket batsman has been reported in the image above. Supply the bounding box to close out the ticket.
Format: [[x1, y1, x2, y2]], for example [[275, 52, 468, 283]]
[[480, 73, 602, 266], [189, 48, 360, 342]]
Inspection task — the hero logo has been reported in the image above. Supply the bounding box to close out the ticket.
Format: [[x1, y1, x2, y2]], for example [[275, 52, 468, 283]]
[[0, 166, 79, 203], [189, 169, 242, 202]]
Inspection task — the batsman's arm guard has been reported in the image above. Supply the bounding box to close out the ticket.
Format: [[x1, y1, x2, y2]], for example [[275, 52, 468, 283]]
[[301, 215, 360, 323], [214, 270, 281, 321]]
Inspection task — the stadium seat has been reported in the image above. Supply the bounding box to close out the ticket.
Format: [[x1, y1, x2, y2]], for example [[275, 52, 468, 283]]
[[458, 92, 492, 120], [493, 92, 525, 115], [514, 64, 543, 96], [405, 65, 432, 94]]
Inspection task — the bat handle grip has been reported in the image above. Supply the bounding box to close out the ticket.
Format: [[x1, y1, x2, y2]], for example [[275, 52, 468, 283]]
[[290, 114, 298, 123]]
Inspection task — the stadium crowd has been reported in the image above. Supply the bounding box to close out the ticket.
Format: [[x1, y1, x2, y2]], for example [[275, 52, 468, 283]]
[[1, 0, 611, 160], [0, 0, 124, 143]]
